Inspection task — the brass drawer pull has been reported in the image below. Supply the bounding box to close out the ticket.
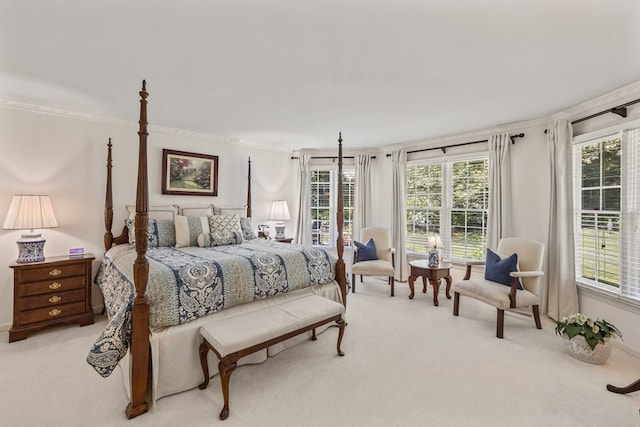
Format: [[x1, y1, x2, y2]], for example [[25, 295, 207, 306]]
[[48, 295, 62, 303], [48, 308, 62, 317], [49, 282, 62, 290], [49, 268, 62, 276]]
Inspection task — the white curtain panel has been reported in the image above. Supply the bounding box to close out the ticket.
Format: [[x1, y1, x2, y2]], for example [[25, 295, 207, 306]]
[[391, 150, 408, 281], [353, 154, 373, 243], [546, 120, 579, 319], [295, 154, 312, 246], [487, 133, 512, 251]]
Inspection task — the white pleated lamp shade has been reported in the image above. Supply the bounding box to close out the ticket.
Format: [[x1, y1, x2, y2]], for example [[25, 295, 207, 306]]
[[3, 195, 58, 263]]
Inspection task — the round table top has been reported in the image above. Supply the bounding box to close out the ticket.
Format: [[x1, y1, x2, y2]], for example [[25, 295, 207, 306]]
[[409, 259, 452, 270]]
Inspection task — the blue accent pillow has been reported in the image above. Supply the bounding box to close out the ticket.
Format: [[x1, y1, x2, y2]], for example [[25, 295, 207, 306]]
[[484, 248, 522, 289], [355, 238, 378, 261]]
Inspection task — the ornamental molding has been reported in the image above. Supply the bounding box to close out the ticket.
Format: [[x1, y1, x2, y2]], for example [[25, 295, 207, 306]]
[[0, 98, 289, 152], [550, 80, 640, 121]]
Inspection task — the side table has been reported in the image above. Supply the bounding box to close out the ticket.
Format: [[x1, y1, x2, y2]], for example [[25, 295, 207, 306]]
[[9, 254, 95, 342], [408, 259, 452, 306]]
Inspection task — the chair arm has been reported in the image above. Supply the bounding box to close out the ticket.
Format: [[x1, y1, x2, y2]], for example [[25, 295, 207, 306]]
[[463, 260, 486, 280], [510, 270, 544, 278], [352, 246, 359, 264], [507, 271, 543, 308]]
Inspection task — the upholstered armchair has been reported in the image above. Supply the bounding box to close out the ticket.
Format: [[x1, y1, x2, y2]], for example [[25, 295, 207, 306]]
[[351, 226, 396, 296], [452, 237, 545, 338]]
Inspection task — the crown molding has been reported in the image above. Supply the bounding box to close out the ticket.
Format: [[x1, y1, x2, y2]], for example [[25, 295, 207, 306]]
[[551, 80, 640, 121], [0, 98, 291, 152]]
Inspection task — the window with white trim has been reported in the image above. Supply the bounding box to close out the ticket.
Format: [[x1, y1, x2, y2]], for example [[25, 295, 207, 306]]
[[310, 170, 354, 247], [406, 157, 489, 260], [573, 128, 640, 302]]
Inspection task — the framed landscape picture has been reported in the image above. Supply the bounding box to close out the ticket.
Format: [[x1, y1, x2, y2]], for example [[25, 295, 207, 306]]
[[162, 149, 218, 196]]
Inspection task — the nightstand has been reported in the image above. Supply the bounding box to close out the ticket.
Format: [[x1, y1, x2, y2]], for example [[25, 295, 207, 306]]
[[275, 238, 293, 244], [9, 254, 95, 342]]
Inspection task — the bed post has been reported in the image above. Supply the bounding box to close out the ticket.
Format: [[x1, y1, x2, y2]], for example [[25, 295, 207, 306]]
[[336, 133, 347, 307], [104, 138, 114, 250], [126, 80, 150, 419], [247, 157, 252, 218]]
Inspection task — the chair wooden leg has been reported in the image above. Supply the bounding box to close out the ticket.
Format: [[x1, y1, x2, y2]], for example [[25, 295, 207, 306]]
[[390, 276, 394, 297], [532, 305, 542, 329], [453, 292, 460, 316], [360, 275, 363, 283], [496, 309, 504, 339], [351, 274, 356, 293]]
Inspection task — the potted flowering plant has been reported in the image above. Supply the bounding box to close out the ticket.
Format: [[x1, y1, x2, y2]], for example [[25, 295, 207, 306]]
[[555, 313, 622, 364]]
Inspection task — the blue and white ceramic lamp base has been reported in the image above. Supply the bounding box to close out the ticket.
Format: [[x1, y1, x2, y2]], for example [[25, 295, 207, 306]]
[[15, 233, 46, 263]]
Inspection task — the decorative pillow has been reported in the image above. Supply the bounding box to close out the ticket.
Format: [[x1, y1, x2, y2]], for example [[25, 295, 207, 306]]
[[239, 217, 257, 240], [126, 204, 178, 221], [354, 238, 378, 262], [180, 205, 215, 217], [197, 231, 243, 247], [126, 219, 175, 248], [208, 214, 243, 242], [484, 248, 522, 289], [175, 215, 210, 248], [215, 206, 247, 217]]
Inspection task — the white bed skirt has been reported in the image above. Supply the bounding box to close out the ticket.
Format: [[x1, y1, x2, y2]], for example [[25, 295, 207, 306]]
[[118, 281, 344, 406]]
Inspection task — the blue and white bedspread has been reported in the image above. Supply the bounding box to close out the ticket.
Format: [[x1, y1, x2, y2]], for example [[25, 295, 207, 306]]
[[87, 240, 336, 377]]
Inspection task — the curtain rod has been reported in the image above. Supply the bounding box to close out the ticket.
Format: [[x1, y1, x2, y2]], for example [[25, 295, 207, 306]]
[[384, 133, 525, 157], [290, 155, 376, 160], [572, 98, 640, 125], [545, 97, 640, 133]]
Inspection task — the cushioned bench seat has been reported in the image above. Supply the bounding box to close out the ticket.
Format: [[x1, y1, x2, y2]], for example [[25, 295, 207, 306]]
[[198, 294, 346, 420]]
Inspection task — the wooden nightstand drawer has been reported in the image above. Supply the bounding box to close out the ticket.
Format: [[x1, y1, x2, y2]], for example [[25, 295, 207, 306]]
[[9, 254, 95, 342], [18, 288, 86, 311], [18, 276, 86, 297], [19, 263, 87, 283], [19, 301, 87, 326]]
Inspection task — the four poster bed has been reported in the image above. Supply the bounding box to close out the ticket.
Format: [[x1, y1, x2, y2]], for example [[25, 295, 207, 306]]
[[87, 81, 348, 418]]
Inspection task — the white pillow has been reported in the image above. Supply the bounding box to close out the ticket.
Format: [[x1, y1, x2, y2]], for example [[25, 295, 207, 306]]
[[126, 204, 178, 221], [175, 215, 210, 248], [215, 206, 247, 217], [180, 205, 215, 217]]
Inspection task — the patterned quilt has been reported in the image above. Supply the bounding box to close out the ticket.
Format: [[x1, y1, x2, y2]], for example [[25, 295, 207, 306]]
[[87, 240, 336, 377]]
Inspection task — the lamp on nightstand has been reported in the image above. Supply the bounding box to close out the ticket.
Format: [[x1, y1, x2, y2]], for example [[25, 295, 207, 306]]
[[3, 195, 58, 263], [269, 200, 290, 240]]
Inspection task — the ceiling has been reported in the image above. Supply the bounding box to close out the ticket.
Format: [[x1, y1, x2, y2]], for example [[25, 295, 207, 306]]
[[1, 1, 639, 151]]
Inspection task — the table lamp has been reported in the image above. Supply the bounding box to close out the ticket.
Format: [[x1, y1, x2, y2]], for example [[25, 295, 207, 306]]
[[427, 235, 444, 267], [3, 195, 58, 263], [269, 200, 290, 240]]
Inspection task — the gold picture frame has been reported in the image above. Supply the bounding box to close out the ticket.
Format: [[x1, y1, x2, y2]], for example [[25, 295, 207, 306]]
[[162, 149, 218, 196]]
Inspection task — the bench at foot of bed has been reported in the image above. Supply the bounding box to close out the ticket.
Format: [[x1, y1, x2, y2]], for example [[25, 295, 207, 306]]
[[198, 294, 346, 420]]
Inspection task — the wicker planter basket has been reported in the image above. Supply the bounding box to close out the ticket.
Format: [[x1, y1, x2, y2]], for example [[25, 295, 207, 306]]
[[563, 335, 612, 364]]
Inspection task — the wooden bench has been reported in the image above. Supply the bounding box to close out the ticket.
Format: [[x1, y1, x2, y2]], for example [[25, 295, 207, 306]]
[[198, 294, 346, 420]]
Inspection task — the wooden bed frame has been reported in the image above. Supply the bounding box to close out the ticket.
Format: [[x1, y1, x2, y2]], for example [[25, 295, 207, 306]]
[[102, 81, 347, 419]]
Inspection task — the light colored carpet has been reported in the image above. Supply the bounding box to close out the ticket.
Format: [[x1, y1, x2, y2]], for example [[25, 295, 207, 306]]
[[1, 277, 639, 427]]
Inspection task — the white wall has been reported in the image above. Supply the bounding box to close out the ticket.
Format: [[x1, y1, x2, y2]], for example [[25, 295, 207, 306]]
[[0, 104, 293, 325]]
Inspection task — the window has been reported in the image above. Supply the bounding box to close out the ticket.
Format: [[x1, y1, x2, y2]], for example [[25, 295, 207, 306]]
[[573, 128, 640, 302], [310, 170, 354, 247], [406, 157, 489, 260]]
